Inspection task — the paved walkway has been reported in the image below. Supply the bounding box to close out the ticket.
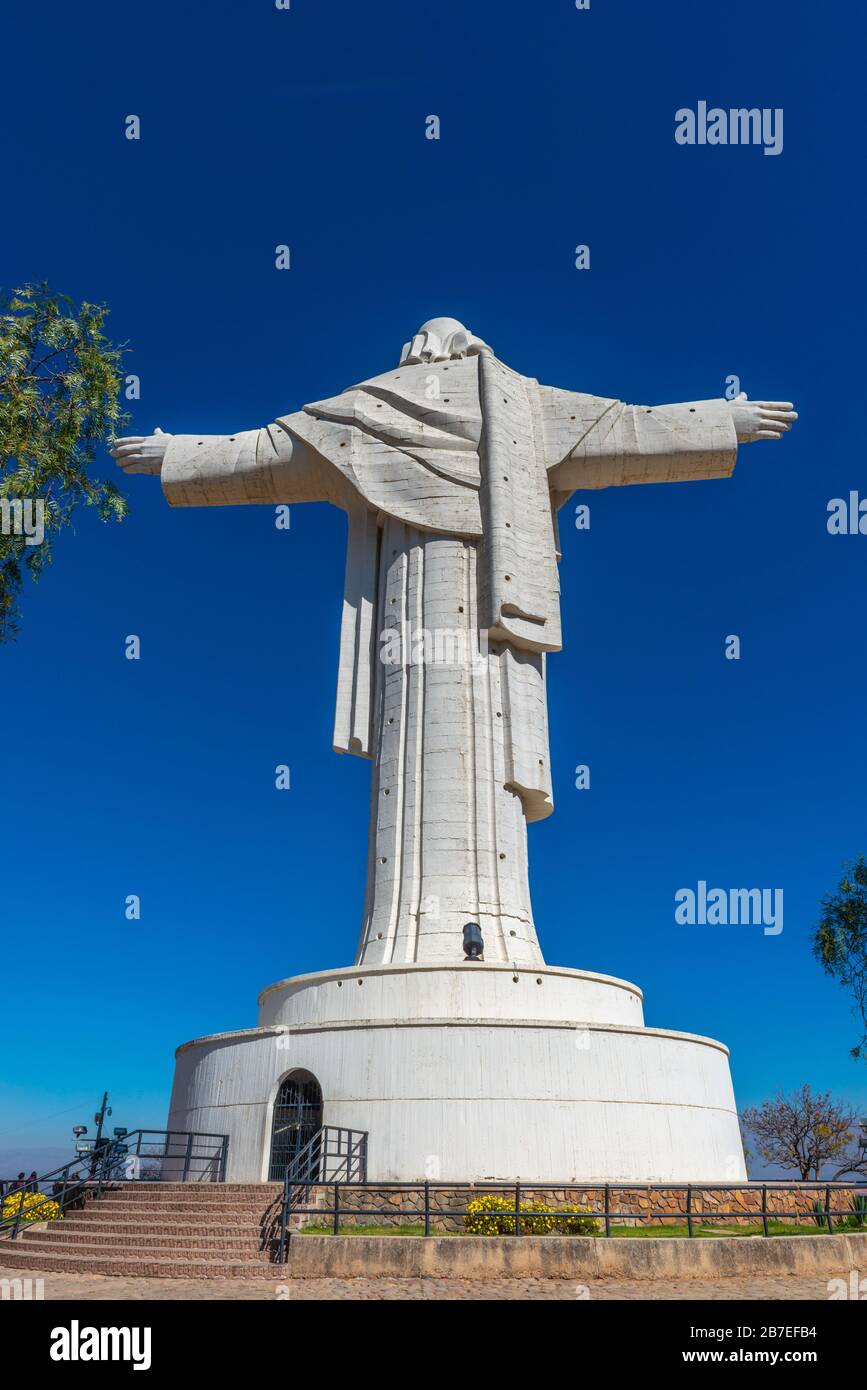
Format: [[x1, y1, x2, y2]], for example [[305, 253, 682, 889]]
[[0, 1265, 834, 1300]]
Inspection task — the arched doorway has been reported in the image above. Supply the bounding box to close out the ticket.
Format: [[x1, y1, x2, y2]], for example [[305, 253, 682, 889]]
[[268, 1071, 323, 1180]]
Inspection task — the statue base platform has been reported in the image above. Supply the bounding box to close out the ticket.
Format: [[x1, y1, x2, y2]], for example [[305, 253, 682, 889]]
[[167, 962, 746, 1182]]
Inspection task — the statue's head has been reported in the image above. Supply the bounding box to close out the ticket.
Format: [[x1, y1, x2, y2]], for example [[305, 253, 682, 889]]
[[399, 316, 491, 366]]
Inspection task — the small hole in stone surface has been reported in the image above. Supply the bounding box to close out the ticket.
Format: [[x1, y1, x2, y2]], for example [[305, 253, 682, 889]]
[[509, 930, 517, 937], [358, 979, 364, 985], [496, 711, 502, 718], [388, 718, 394, 724], [689, 407, 696, 412], [512, 975, 519, 982], [499, 852, 506, 860], [383, 788, 390, 795], [337, 980, 343, 987], [443, 398, 450, 403], [380, 857, 387, 864], [536, 977, 542, 985], [505, 522, 511, 528], [340, 442, 346, 447], [229, 437, 236, 442], [505, 574, 511, 581], [458, 605, 464, 613], [377, 933, 383, 940]]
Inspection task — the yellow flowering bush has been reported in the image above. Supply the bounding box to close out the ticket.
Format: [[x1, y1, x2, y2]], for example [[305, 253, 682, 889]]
[[464, 1194, 517, 1235], [2, 1191, 63, 1225], [464, 1195, 600, 1236], [554, 1204, 599, 1235], [519, 1201, 556, 1234]]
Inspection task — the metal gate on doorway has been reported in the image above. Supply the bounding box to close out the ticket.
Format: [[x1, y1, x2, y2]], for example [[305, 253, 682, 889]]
[[268, 1072, 323, 1181]]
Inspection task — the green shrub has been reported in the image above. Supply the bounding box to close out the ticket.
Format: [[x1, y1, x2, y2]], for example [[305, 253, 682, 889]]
[[519, 1201, 556, 1234], [555, 1203, 600, 1235]]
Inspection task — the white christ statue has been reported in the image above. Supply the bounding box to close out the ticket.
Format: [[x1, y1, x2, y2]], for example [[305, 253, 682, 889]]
[[112, 316, 796, 970]]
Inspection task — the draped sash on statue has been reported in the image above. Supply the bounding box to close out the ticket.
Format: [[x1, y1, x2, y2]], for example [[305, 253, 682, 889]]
[[279, 354, 578, 830]]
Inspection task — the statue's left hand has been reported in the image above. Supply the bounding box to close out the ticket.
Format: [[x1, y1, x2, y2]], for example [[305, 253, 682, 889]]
[[110, 427, 172, 475], [728, 393, 797, 444]]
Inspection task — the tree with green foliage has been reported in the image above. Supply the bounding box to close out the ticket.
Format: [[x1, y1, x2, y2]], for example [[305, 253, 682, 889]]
[[741, 1085, 856, 1181], [0, 283, 128, 641], [813, 856, 867, 1060]]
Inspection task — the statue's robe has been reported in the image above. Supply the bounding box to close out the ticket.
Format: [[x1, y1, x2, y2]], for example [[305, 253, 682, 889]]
[[161, 353, 737, 965]]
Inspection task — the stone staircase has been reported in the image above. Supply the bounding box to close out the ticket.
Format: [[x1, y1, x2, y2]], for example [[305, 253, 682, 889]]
[[0, 1183, 308, 1278]]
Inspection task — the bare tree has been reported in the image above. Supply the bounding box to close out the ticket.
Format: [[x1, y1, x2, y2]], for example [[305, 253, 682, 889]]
[[741, 1085, 857, 1180], [833, 1122, 867, 1179]]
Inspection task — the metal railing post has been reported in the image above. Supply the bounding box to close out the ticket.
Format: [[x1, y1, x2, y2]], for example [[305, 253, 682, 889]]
[[424, 1180, 430, 1236], [278, 1174, 289, 1264], [12, 1187, 22, 1241], [825, 1184, 834, 1235], [761, 1184, 769, 1237], [686, 1184, 693, 1237], [333, 1182, 340, 1235], [182, 1132, 194, 1183], [515, 1182, 521, 1236], [604, 1184, 611, 1237]]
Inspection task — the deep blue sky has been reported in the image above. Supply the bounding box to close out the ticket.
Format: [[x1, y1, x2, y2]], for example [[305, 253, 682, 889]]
[[3, 0, 866, 1174]]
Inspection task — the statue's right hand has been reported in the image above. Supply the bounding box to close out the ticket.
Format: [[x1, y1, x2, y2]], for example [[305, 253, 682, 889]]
[[110, 427, 172, 475]]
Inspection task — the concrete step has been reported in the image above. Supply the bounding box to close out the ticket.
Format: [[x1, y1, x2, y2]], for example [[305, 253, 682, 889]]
[[71, 1200, 278, 1217], [94, 1184, 282, 1199], [1, 1242, 285, 1279], [21, 1228, 272, 1253], [17, 1245, 273, 1267], [30, 1186, 279, 1206], [98, 1188, 280, 1201], [48, 1217, 271, 1237]]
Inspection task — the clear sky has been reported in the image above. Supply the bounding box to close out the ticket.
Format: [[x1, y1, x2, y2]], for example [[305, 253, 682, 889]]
[[2, 0, 866, 1176]]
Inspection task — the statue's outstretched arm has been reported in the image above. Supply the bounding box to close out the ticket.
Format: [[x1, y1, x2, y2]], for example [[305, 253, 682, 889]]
[[110, 422, 332, 508], [548, 393, 797, 492]]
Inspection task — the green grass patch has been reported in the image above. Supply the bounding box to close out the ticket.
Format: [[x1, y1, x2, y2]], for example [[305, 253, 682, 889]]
[[299, 1220, 837, 1238]]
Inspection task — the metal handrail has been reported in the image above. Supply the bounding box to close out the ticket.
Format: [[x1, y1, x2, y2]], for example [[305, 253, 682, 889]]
[[276, 1178, 867, 1250], [0, 1128, 229, 1241], [276, 1126, 368, 1262]]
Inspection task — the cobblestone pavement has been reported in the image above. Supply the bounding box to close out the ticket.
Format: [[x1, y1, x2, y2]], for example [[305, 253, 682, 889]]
[[0, 1266, 833, 1300]]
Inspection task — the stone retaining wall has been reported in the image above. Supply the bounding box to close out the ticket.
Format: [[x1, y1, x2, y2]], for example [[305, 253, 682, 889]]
[[287, 1231, 867, 1281]]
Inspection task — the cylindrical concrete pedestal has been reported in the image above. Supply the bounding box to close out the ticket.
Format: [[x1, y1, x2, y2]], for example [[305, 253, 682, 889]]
[[167, 963, 746, 1183]]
